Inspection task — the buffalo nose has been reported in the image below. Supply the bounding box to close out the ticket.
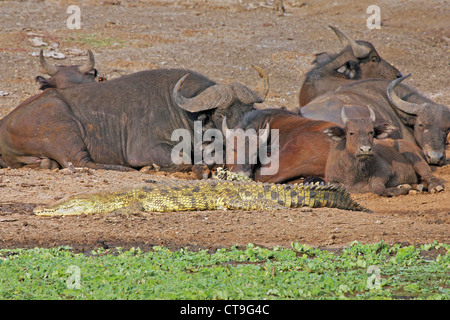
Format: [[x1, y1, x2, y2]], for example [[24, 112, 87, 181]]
[[426, 151, 445, 165], [359, 145, 372, 153], [396, 72, 403, 78]]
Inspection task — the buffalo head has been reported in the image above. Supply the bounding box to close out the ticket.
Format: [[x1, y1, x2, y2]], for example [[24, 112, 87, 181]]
[[221, 114, 270, 178], [36, 49, 106, 90], [324, 106, 397, 160], [299, 26, 402, 106], [387, 74, 450, 165], [328, 26, 402, 81], [172, 65, 269, 131]]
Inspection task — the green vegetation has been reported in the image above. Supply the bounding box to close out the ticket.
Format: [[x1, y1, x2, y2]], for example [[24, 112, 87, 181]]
[[0, 241, 448, 300], [65, 33, 125, 48]]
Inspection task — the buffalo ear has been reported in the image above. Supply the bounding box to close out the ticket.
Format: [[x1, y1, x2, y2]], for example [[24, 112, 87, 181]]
[[35, 76, 52, 90], [336, 60, 361, 80], [374, 123, 398, 139], [323, 126, 346, 142], [313, 52, 331, 64], [35, 75, 47, 84]]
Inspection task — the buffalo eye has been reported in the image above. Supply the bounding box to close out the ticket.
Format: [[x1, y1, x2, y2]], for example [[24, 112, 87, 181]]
[[348, 132, 354, 136], [371, 56, 379, 63]]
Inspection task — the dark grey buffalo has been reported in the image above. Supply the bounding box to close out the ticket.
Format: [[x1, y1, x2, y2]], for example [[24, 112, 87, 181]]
[[323, 106, 444, 196], [299, 25, 402, 106], [0, 66, 268, 171], [36, 49, 106, 90], [299, 75, 450, 165]]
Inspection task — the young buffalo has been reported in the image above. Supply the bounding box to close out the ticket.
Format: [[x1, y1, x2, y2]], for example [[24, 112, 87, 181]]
[[323, 106, 444, 196]]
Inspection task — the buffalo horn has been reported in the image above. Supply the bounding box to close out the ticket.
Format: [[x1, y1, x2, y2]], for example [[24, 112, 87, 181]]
[[228, 65, 270, 105], [387, 74, 419, 115], [341, 107, 349, 124], [173, 66, 269, 113], [79, 49, 95, 73], [259, 122, 270, 144], [39, 50, 58, 76], [173, 74, 234, 112], [329, 25, 371, 58], [367, 106, 376, 122], [251, 65, 269, 102], [222, 116, 230, 134]]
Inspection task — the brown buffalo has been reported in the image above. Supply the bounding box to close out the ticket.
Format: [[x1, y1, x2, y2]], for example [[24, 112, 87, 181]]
[[387, 75, 450, 165], [224, 108, 335, 184], [299, 74, 450, 165], [323, 106, 444, 196], [299, 25, 402, 106], [36, 49, 106, 90]]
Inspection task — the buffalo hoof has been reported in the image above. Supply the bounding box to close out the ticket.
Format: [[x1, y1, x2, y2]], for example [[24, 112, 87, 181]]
[[40, 158, 60, 170], [383, 186, 410, 197], [430, 185, 445, 194], [428, 179, 445, 194]]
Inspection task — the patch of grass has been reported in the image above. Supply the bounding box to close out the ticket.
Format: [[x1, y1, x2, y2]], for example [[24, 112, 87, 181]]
[[0, 241, 448, 300], [65, 32, 125, 48]]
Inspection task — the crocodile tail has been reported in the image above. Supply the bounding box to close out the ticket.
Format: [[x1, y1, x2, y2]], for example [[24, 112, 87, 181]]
[[293, 182, 371, 212], [337, 188, 371, 212], [328, 185, 372, 212]]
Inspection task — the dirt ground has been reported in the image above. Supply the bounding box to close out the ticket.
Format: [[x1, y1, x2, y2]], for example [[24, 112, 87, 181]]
[[0, 0, 449, 252]]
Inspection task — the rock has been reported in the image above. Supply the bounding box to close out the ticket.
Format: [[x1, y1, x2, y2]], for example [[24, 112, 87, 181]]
[[65, 48, 85, 57], [29, 36, 47, 47], [30, 50, 66, 59], [140, 166, 153, 173]]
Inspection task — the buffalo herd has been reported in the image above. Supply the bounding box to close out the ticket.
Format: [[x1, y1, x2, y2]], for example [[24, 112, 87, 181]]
[[0, 26, 448, 197]]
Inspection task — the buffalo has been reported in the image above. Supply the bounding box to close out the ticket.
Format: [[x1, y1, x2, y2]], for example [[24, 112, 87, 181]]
[[224, 108, 335, 184], [323, 106, 444, 196], [36, 49, 106, 90], [298, 74, 450, 165], [299, 25, 402, 106], [0, 66, 269, 172]]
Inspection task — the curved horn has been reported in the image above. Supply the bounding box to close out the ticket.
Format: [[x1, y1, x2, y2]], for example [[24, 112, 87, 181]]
[[329, 25, 370, 58], [387, 74, 419, 115], [173, 74, 234, 112], [222, 116, 230, 135], [229, 65, 270, 105], [39, 49, 58, 76], [341, 107, 349, 124], [367, 106, 376, 122], [251, 65, 269, 101], [79, 49, 95, 73], [259, 122, 270, 144]]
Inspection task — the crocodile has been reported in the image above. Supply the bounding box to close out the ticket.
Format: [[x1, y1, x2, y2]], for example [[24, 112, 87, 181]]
[[33, 180, 370, 215]]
